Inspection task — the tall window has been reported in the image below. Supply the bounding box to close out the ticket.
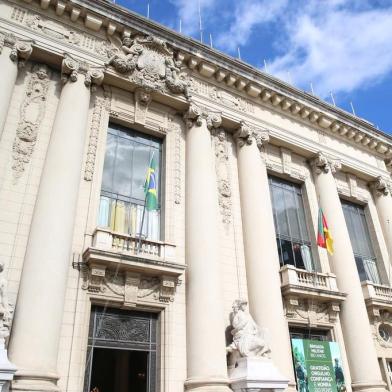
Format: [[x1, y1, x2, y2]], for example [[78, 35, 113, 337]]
[[98, 124, 161, 241], [341, 200, 381, 284], [269, 176, 315, 271]]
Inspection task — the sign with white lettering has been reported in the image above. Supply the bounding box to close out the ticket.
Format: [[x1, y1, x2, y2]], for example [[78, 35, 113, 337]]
[[291, 339, 346, 392]]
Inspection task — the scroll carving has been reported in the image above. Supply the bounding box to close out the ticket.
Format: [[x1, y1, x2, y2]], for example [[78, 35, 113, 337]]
[[370, 176, 391, 197], [234, 121, 269, 150], [105, 34, 190, 98], [183, 101, 222, 130], [12, 64, 51, 180], [309, 152, 341, 175], [213, 128, 232, 224], [0, 30, 33, 65]]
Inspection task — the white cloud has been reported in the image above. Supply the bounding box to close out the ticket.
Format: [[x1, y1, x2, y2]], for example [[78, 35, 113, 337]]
[[215, 0, 288, 52], [268, 1, 392, 97]]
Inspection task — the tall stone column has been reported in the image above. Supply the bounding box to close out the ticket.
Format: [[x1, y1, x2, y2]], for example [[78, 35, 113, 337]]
[[234, 122, 295, 390], [8, 56, 103, 391], [0, 33, 32, 139], [184, 102, 231, 392], [311, 152, 386, 392], [370, 176, 392, 258]]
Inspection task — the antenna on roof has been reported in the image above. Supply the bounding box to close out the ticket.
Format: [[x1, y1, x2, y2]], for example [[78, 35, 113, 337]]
[[179, 18, 182, 33], [310, 82, 315, 95], [350, 101, 356, 116], [147, 2, 150, 19], [286, 71, 292, 84], [330, 91, 336, 106], [198, 0, 203, 43], [209, 33, 213, 48], [237, 47, 241, 60], [263, 59, 268, 73]]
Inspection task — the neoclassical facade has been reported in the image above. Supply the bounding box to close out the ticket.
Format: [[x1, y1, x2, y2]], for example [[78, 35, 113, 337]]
[[1, 1, 392, 391]]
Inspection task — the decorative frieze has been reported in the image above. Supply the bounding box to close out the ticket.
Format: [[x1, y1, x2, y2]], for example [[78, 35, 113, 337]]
[[168, 115, 183, 204], [309, 152, 341, 175], [183, 101, 222, 130], [213, 128, 232, 224], [12, 64, 51, 180], [83, 265, 180, 305]]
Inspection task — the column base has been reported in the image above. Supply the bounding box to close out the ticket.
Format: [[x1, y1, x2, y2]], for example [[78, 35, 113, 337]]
[[184, 377, 231, 392], [352, 381, 388, 392], [11, 370, 59, 392]]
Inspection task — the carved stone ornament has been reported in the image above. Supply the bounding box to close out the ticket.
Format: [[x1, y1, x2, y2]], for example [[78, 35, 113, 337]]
[[370, 176, 391, 197], [213, 128, 232, 224], [0, 30, 33, 66], [310, 152, 341, 175], [0, 259, 12, 342], [12, 64, 51, 180], [83, 264, 180, 304], [134, 88, 152, 125], [234, 121, 269, 150], [227, 299, 271, 363], [183, 101, 222, 130], [105, 34, 190, 98]]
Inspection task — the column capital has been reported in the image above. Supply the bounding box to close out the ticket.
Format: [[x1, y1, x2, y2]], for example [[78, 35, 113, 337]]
[[183, 101, 222, 130], [234, 121, 269, 150], [0, 31, 33, 65], [370, 176, 392, 197], [309, 151, 341, 175], [61, 54, 104, 87]]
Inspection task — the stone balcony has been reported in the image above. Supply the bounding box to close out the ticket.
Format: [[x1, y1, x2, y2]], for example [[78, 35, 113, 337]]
[[280, 265, 346, 326], [82, 228, 186, 307], [362, 281, 392, 317]]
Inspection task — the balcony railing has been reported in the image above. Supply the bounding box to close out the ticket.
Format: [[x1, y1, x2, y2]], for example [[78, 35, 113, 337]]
[[280, 264, 345, 301], [362, 281, 392, 305], [91, 227, 176, 262]]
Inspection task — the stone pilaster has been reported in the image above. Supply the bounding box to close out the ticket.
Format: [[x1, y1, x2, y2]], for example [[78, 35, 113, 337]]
[[184, 102, 231, 392], [8, 56, 103, 392], [234, 121, 296, 391], [310, 152, 387, 392], [0, 32, 33, 139], [370, 176, 392, 260]]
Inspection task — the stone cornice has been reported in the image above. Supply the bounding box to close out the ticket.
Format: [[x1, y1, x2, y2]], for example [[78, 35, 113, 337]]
[[7, 0, 392, 162]]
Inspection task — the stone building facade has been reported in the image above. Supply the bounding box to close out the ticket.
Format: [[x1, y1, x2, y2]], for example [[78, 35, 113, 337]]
[[1, 0, 392, 391]]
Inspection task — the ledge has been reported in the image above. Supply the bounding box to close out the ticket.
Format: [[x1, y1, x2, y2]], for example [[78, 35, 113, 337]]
[[362, 281, 392, 316]]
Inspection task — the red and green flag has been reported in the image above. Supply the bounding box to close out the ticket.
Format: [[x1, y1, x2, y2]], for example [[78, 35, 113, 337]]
[[144, 153, 158, 211], [317, 207, 334, 255]]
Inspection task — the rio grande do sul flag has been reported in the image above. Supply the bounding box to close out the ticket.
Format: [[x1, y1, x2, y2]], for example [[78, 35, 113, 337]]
[[317, 207, 334, 255]]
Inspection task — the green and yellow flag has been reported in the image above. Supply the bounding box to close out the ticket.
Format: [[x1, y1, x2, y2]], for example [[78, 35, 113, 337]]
[[144, 153, 158, 211]]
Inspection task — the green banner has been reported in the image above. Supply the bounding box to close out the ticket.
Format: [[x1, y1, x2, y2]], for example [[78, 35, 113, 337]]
[[291, 339, 346, 392]]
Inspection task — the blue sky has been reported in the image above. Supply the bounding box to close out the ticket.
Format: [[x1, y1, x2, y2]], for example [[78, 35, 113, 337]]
[[115, 0, 392, 134]]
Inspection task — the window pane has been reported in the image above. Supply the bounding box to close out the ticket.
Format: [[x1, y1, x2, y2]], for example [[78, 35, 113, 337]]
[[101, 133, 117, 193], [131, 143, 153, 203], [113, 138, 133, 198], [272, 184, 289, 237], [284, 187, 301, 241]]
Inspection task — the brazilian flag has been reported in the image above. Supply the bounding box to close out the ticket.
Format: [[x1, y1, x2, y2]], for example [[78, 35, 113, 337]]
[[144, 153, 158, 211]]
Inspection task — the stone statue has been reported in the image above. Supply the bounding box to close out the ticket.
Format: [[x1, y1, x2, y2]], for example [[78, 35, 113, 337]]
[[0, 260, 11, 341], [227, 299, 270, 362], [164, 57, 190, 98], [105, 36, 142, 74]]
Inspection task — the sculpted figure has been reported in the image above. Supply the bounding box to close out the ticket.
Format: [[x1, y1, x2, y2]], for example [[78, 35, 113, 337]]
[[165, 57, 190, 98], [227, 299, 270, 361], [105, 36, 143, 74], [0, 260, 11, 340]]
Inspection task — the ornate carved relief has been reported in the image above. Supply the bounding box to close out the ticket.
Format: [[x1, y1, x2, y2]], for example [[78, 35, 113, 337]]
[[284, 297, 340, 326], [0, 259, 13, 344], [168, 115, 183, 204], [134, 88, 152, 125], [212, 128, 232, 224], [11, 7, 115, 59], [183, 101, 222, 130], [105, 34, 189, 97], [12, 64, 51, 180], [370, 176, 391, 197], [309, 152, 341, 175], [83, 266, 180, 305], [370, 310, 392, 348], [0, 30, 33, 66], [189, 78, 255, 114], [84, 93, 110, 181]]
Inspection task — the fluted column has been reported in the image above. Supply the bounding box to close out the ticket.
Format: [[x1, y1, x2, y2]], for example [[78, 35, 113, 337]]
[[184, 102, 231, 392], [234, 122, 295, 390], [8, 56, 103, 392], [370, 176, 392, 259], [0, 33, 32, 139], [311, 152, 386, 392]]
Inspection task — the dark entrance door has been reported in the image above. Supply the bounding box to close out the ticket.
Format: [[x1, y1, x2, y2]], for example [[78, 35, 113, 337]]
[[84, 306, 158, 392]]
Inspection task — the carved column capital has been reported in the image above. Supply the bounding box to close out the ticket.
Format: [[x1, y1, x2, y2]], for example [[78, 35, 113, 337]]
[[84, 68, 105, 88], [310, 152, 341, 175], [183, 101, 222, 130], [0, 31, 33, 65], [370, 176, 391, 196], [234, 121, 269, 150]]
